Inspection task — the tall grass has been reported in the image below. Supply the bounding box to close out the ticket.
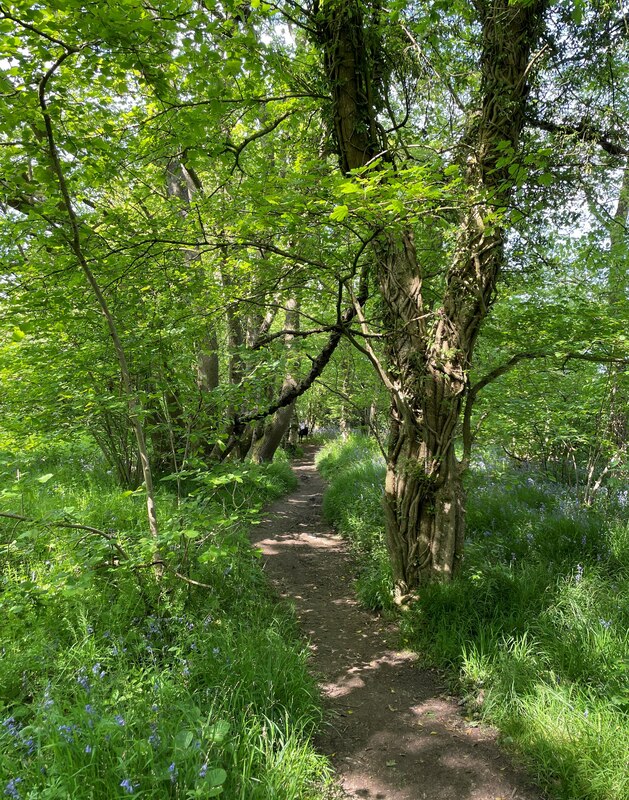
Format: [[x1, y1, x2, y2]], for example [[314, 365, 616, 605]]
[[0, 439, 332, 799], [316, 437, 394, 612], [316, 435, 629, 800]]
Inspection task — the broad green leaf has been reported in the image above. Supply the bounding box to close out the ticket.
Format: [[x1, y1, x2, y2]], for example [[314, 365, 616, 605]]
[[329, 204, 349, 221]]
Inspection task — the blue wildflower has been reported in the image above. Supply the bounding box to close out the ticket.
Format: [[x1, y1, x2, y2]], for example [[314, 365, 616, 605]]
[[2, 717, 20, 738], [84, 744, 92, 754], [58, 724, 77, 743], [119, 778, 137, 794], [599, 618, 612, 629], [168, 762, 178, 783], [91, 663, 105, 679], [114, 715, 126, 727], [199, 762, 208, 778], [148, 727, 160, 749], [4, 777, 23, 799]]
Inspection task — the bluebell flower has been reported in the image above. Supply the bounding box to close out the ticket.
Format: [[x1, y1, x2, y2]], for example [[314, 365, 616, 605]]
[[148, 726, 160, 749], [58, 724, 77, 743], [2, 717, 20, 738], [77, 672, 91, 693], [599, 618, 612, 629], [84, 744, 92, 754], [85, 704, 95, 715], [4, 777, 23, 799], [43, 685, 54, 709], [91, 663, 105, 679], [119, 778, 137, 794], [168, 762, 178, 783], [114, 715, 126, 727], [575, 564, 584, 583], [199, 762, 208, 778]]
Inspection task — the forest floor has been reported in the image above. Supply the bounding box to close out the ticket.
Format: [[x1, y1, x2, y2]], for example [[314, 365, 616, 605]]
[[250, 445, 545, 800]]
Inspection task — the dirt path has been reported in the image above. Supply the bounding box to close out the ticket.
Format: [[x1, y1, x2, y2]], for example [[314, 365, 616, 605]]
[[251, 447, 543, 800]]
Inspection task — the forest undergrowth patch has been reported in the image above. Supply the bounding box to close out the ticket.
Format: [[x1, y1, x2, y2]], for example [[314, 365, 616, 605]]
[[0, 438, 332, 799], [316, 435, 629, 800]]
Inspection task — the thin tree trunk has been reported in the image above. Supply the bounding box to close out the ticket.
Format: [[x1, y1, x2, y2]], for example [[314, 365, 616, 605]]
[[38, 55, 161, 556], [608, 163, 629, 452], [251, 297, 300, 463]]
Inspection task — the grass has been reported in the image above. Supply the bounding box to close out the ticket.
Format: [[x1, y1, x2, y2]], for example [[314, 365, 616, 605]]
[[0, 437, 333, 799], [316, 434, 629, 800], [316, 437, 394, 613]]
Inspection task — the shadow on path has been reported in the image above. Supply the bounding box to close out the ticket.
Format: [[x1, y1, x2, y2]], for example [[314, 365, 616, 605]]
[[250, 447, 543, 800]]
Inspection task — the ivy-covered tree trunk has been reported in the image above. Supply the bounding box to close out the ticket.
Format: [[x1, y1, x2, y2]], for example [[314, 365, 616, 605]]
[[316, 0, 547, 597]]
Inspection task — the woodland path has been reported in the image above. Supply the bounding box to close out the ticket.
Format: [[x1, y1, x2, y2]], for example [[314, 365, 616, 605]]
[[250, 446, 543, 800]]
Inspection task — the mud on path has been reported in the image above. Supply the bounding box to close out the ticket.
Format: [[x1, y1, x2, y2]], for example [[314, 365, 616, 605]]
[[250, 447, 543, 800]]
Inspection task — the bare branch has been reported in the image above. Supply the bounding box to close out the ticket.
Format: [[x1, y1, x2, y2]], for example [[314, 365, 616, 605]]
[[527, 115, 629, 157]]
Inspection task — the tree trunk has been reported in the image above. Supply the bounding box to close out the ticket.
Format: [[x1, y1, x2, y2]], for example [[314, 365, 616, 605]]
[[251, 377, 297, 462], [316, 0, 547, 595], [251, 297, 300, 463], [608, 163, 629, 452]]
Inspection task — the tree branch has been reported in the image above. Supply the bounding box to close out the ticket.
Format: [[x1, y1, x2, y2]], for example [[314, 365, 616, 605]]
[[0, 511, 129, 560], [461, 352, 544, 470], [527, 115, 629, 157]]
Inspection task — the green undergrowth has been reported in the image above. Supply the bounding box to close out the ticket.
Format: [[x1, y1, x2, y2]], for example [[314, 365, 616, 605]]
[[316, 436, 394, 613], [316, 435, 629, 800], [0, 438, 332, 799]]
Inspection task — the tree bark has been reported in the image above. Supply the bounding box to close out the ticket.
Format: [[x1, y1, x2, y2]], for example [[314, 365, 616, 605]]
[[251, 297, 300, 463], [608, 163, 629, 452]]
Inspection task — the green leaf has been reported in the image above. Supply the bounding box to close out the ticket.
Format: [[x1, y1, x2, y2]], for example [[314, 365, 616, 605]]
[[329, 204, 349, 221], [204, 768, 227, 787], [37, 473, 54, 483], [223, 59, 241, 75], [174, 730, 194, 749], [340, 181, 360, 194], [206, 720, 230, 743]]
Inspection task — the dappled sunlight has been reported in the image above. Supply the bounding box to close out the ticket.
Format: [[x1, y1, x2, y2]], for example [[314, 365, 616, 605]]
[[250, 455, 542, 800]]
